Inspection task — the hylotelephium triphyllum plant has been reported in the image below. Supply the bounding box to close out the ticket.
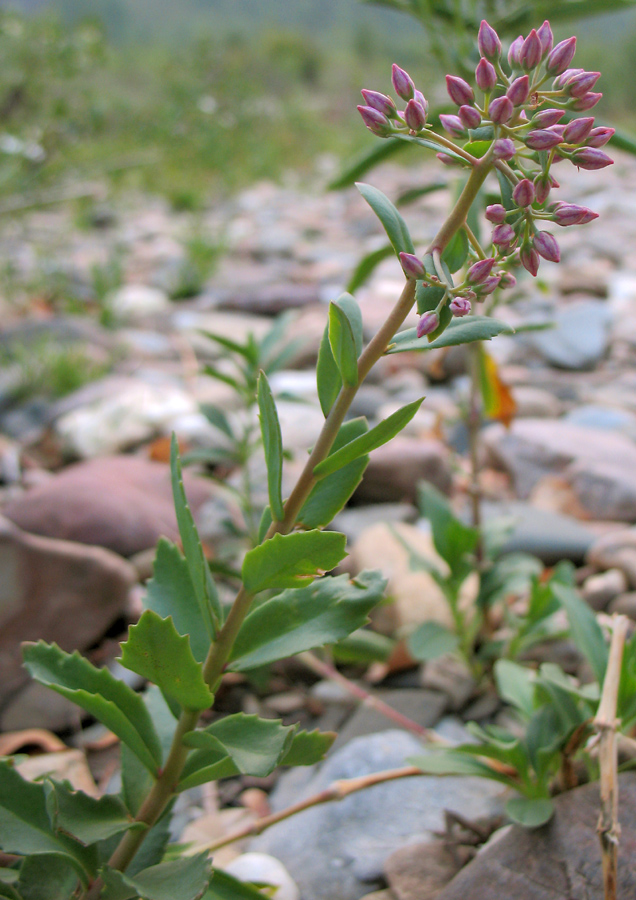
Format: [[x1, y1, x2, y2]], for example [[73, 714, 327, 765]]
[[0, 20, 614, 900]]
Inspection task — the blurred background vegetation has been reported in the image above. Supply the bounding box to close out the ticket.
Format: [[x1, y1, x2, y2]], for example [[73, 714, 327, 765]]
[[0, 0, 634, 210]]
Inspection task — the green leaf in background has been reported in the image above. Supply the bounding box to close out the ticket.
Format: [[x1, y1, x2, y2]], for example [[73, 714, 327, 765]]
[[408, 750, 505, 779], [22, 642, 161, 774], [200, 403, 233, 440], [387, 315, 514, 354], [494, 659, 535, 718], [44, 781, 142, 845], [230, 570, 387, 670], [101, 852, 210, 900], [505, 797, 554, 828], [346, 244, 394, 293], [313, 398, 423, 478], [418, 482, 478, 577], [257, 505, 273, 544], [279, 728, 336, 766], [184, 714, 296, 777], [394, 132, 466, 162], [335, 293, 364, 356], [328, 138, 407, 190], [145, 539, 211, 664], [257, 371, 284, 521], [554, 583, 609, 684], [298, 417, 369, 529], [328, 302, 358, 387], [15, 856, 79, 900], [331, 629, 395, 665], [408, 621, 459, 661], [397, 181, 448, 206], [170, 435, 221, 632], [356, 182, 415, 257], [122, 687, 177, 816], [241, 530, 347, 594], [205, 869, 266, 900], [441, 228, 468, 273], [120, 611, 214, 712], [316, 323, 342, 417]]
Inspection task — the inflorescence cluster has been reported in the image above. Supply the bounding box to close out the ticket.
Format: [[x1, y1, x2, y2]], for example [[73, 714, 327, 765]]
[[357, 20, 614, 338]]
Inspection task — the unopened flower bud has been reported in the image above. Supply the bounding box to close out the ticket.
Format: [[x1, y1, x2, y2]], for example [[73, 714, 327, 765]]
[[413, 90, 429, 114], [399, 252, 427, 280], [546, 37, 577, 75], [571, 147, 613, 169], [571, 92, 602, 111], [532, 108, 565, 128], [499, 272, 517, 289], [551, 202, 596, 226], [459, 105, 481, 129], [489, 95, 513, 124], [537, 21, 554, 57], [492, 138, 516, 160], [492, 223, 516, 246], [525, 129, 563, 150], [357, 106, 392, 136], [486, 204, 507, 224], [578, 208, 600, 224], [391, 64, 415, 100], [405, 99, 427, 131], [361, 90, 396, 118], [533, 231, 560, 262], [533, 173, 552, 204], [439, 114, 466, 137], [555, 68, 583, 90], [512, 178, 535, 207], [520, 30, 542, 70], [450, 296, 472, 316], [563, 117, 595, 144], [436, 152, 463, 167], [566, 71, 601, 98], [478, 275, 501, 295], [520, 244, 540, 276], [586, 126, 615, 148], [417, 311, 439, 338], [478, 20, 501, 60], [475, 58, 497, 92], [508, 35, 524, 69], [507, 75, 530, 106], [446, 75, 474, 106], [467, 257, 496, 283]]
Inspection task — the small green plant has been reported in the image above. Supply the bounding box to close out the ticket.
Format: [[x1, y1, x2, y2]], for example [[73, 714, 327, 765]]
[[2, 336, 111, 402]]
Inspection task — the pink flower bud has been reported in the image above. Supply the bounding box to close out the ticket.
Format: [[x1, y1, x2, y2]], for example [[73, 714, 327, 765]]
[[361, 90, 396, 118], [499, 273, 517, 289], [520, 30, 542, 70], [439, 114, 466, 137], [537, 21, 554, 58], [476, 58, 497, 92], [525, 129, 563, 150], [392, 64, 415, 100], [563, 117, 595, 144], [512, 178, 535, 207], [399, 252, 427, 280], [489, 95, 513, 125], [507, 75, 530, 106], [571, 92, 602, 111], [478, 20, 501, 60], [436, 152, 463, 167], [551, 203, 593, 226], [546, 37, 577, 75], [450, 296, 472, 317], [533, 231, 560, 262], [555, 68, 583, 90], [578, 209, 599, 224], [520, 244, 540, 276], [531, 108, 565, 128], [533, 173, 552, 204], [417, 311, 439, 338], [413, 90, 429, 115], [492, 223, 515, 246], [586, 126, 614, 148], [358, 106, 392, 136], [508, 35, 524, 69], [571, 147, 613, 169], [492, 138, 516, 160], [546, 123, 566, 139], [405, 99, 427, 131], [486, 204, 507, 224], [459, 104, 481, 129], [566, 71, 601, 99], [478, 275, 501, 295], [446, 75, 474, 107], [467, 257, 496, 283]]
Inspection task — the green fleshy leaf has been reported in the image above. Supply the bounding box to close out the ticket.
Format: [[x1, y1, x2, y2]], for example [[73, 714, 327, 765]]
[[506, 797, 554, 828], [328, 302, 358, 387], [346, 244, 394, 293], [316, 323, 342, 418], [554, 583, 608, 684], [356, 182, 415, 257], [177, 753, 239, 793], [297, 417, 369, 529], [205, 869, 266, 900], [145, 539, 211, 664], [387, 315, 514, 354], [419, 482, 478, 576], [494, 660, 536, 717], [241, 530, 347, 594], [170, 435, 220, 632], [462, 139, 492, 158], [335, 293, 363, 356], [257, 372, 284, 522], [257, 505, 273, 544], [279, 729, 336, 766], [313, 399, 423, 478], [120, 611, 214, 712], [408, 621, 459, 661], [441, 228, 468, 273], [230, 570, 387, 671], [496, 168, 515, 210], [416, 280, 445, 316], [127, 809, 173, 878], [328, 137, 407, 190], [44, 781, 143, 845], [22, 642, 161, 774], [184, 714, 296, 777], [408, 750, 501, 778], [331, 629, 395, 665], [16, 856, 78, 900], [101, 852, 210, 900], [200, 403, 233, 439]]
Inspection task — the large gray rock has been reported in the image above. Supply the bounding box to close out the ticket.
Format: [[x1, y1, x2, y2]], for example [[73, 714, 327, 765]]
[[354, 437, 452, 504], [437, 774, 636, 900], [251, 731, 508, 900], [523, 299, 612, 370]]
